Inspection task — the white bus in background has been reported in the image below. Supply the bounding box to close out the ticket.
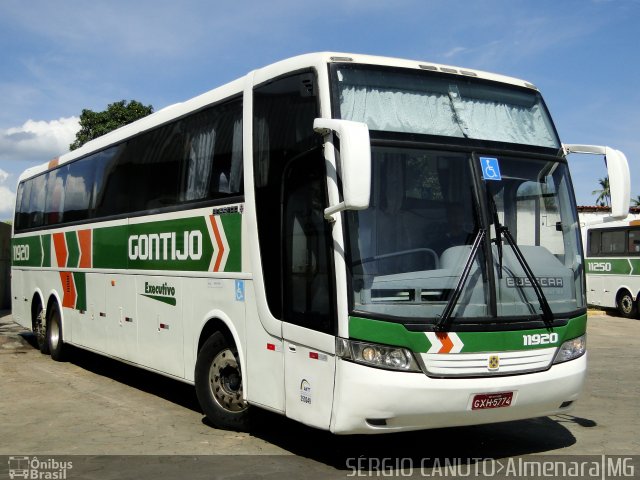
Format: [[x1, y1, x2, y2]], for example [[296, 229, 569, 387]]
[[584, 217, 640, 317], [11, 53, 630, 434]]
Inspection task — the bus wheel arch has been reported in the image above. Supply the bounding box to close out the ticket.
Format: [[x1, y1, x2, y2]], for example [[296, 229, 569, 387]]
[[30, 291, 48, 354], [616, 289, 637, 318], [195, 317, 250, 431]]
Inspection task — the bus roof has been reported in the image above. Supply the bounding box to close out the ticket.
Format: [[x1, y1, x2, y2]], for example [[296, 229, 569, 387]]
[[18, 52, 538, 183]]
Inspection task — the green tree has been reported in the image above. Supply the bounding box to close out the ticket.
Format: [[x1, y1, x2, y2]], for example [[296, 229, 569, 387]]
[[592, 176, 610, 207], [632, 195, 640, 207], [70, 100, 154, 150]]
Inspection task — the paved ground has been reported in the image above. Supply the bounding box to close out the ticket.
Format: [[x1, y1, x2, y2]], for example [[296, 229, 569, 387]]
[[0, 309, 638, 478]]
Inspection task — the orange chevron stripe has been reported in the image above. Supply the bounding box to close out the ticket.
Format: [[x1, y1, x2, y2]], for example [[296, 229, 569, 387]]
[[59, 271, 76, 309], [77, 229, 92, 268], [435, 332, 454, 354], [209, 215, 225, 272], [52, 232, 68, 268]]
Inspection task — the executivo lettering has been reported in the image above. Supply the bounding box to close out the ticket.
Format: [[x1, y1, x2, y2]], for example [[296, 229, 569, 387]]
[[142, 281, 177, 306], [128, 231, 202, 261]]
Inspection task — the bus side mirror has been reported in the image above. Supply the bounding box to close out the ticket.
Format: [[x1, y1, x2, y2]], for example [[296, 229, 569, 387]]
[[605, 148, 631, 219], [563, 144, 631, 219], [314, 118, 371, 220]]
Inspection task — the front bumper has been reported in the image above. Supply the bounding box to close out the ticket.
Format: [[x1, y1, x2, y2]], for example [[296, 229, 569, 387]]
[[330, 353, 587, 434]]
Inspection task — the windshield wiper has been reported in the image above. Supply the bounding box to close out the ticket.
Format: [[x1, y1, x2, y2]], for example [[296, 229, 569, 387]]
[[435, 228, 486, 331], [498, 225, 554, 325]]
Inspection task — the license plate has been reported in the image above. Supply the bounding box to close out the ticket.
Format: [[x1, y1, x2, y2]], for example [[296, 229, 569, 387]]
[[471, 392, 514, 410]]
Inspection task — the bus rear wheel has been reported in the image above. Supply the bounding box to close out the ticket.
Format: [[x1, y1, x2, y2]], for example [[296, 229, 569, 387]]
[[616, 290, 637, 318], [47, 303, 68, 361], [195, 332, 250, 431], [33, 302, 49, 355]]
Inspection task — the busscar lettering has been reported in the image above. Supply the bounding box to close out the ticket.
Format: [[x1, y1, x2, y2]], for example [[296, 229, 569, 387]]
[[128, 231, 202, 261], [506, 277, 563, 288]]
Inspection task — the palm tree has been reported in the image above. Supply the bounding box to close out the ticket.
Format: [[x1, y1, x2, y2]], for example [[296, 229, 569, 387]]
[[592, 177, 610, 207], [632, 195, 640, 207]]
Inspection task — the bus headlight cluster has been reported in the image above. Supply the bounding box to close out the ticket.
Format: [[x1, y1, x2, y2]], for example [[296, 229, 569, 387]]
[[553, 334, 586, 364], [336, 338, 421, 372]]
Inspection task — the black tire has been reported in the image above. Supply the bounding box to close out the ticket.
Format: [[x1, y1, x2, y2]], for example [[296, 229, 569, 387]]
[[617, 290, 637, 318], [47, 304, 68, 361], [195, 332, 250, 431], [33, 302, 49, 354]]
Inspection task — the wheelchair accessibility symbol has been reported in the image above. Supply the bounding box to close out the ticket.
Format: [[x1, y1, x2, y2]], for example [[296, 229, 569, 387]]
[[480, 157, 502, 181], [235, 280, 245, 302]]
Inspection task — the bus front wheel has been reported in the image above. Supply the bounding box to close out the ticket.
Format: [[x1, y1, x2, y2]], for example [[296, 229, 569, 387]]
[[195, 332, 250, 431], [616, 290, 637, 319]]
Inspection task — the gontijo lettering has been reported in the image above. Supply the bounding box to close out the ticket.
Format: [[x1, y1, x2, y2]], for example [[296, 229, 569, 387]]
[[128, 231, 202, 261]]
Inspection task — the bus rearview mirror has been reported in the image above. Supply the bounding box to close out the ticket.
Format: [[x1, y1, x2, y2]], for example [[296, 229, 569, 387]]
[[313, 118, 371, 220], [563, 144, 631, 219]]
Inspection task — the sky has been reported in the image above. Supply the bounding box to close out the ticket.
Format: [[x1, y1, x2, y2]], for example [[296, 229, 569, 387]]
[[1, 0, 639, 220]]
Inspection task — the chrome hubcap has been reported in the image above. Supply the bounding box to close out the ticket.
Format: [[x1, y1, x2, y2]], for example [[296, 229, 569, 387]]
[[621, 296, 633, 314], [209, 348, 247, 413], [50, 316, 60, 349]]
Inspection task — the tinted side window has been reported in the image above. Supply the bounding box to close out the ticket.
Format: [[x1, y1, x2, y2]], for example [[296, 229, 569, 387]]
[[94, 144, 128, 217], [65, 157, 95, 222], [601, 230, 626, 254], [128, 124, 181, 212], [588, 230, 600, 256], [181, 100, 243, 202], [629, 229, 640, 255], [45, 166, 67, 225], [28, 174, 47, 228], [14, 182, 25, 229]]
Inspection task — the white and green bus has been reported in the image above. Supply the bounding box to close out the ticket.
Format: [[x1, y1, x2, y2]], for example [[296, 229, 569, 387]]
[[11, 53, 630, 434], [584, 217, 640, 318]]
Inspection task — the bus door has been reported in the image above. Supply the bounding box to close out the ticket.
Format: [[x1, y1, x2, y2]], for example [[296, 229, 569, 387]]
[[251, 71, 337, 427], [281, 152, 337, 429]]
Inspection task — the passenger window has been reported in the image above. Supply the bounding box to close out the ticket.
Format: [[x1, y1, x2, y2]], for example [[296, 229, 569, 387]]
[[180, 100, 243, 202], [28, 174, 47, 228], [45, 166, 67, 225], [65, 157, 95, 222]]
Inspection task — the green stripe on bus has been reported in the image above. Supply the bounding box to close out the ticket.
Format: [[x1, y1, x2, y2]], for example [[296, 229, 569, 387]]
[[586, 258, 633, 275], [73, 272, 87, 311], [349, 317, 431, 352], [221, 214, 241, 272], [66, 231, 80, 268], [42, 234, 51, 267], [349, 314, 587, 353], [11, 236, 42, 267], [93, 225, 129, 269]]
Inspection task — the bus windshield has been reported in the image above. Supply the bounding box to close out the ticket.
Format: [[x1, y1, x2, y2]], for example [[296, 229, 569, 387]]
[[344, 146, 583, 323], [333, 64, 560, 149]]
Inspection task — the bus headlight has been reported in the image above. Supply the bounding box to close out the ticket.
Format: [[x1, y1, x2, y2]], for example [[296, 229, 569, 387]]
[[336, 338, 421, 372], [553, 334, 586, 364]]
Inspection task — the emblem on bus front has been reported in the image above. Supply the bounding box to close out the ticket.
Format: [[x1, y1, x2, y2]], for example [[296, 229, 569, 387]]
[[488, 355, 500, 371]]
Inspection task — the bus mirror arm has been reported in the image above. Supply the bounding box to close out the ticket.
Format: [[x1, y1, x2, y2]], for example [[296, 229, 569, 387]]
[[313, 118, 372, 221], [563, 144, 631, 219]]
